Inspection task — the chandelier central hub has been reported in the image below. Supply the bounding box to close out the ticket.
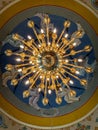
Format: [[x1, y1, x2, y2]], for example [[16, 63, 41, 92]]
[[40, 51, 58, 71]]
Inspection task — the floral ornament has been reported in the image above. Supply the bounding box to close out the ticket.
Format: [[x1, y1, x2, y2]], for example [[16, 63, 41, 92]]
[[21, 126, 28, 130], [91, 0, 98, 9], [0, 115, 8, 128], [96, 117, 98, 122], [76, 123, 91, 130]]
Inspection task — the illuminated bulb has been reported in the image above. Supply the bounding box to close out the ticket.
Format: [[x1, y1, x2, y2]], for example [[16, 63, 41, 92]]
[[56, 75, 59, 78], [38, 54, 41, 57], [64, 33, 69, 38], [48, 42, 51, 45], [17, 68, 22, 72], [73, 42, 77, 46], [33, 70, 36, 73], [25, 80, 30, 85], [59, 87, 63, 91], [27, 35, 32, 40], [16, 58, 21, 62], [29, 61, 33, 64], [37, 60, 40, 63], [40, 75, 43, 79], [41, 29, 44, 33], [65, 59, 69, 63], [78, 58, 83, 62], [76, 71, 80, 75], [47, 78, 50, 81], [38, 87, 41, 92], [20, 44, 24, 49], [69, 80, 74, 85], [48, 89, 52, 94], [38, 44, 41, 48], [56, 44, 59, 47], [53, 28, 57, 33]]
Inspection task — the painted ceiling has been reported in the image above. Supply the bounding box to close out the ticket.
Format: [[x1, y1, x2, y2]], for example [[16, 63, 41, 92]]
[[0, 0, 98, 130]]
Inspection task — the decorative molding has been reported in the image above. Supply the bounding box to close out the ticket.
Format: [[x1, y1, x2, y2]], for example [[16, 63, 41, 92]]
[[0, 106, 98, 130]]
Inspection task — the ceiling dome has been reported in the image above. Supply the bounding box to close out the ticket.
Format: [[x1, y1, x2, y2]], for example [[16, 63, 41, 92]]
[[0, 0, 98, 129]]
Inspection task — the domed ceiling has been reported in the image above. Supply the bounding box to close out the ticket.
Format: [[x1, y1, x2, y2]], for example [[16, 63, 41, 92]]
[[0, 0, 98, 129]]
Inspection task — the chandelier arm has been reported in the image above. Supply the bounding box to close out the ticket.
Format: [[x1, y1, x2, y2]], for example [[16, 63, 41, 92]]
[[20, 40, 36, 51], [57, 74, 70, 89], [63, 49, 85, 58], [56, 28, 66, 45], [32, 40, 41, 51], [63, 63, 84, 69], [51, 77, 58, 95], [64, 70, 81, 81], [13, 53, 30, 58], [19, 67, 37, 80], [31, 27, 42, 45], [58, 38, 75, 51], [57, 41, 63, 48], [29, 72, 41, 90], [19, 71, 32, 80], [66, 84, 71, 89], [44, 78, 48, 98], [15, 63, 33, 68], [46, 23, 49, 44], [24, 47, 34, 55]]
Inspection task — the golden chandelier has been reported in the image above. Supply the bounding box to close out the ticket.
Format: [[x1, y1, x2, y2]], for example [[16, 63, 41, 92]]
[[4, 16, 92, 105]]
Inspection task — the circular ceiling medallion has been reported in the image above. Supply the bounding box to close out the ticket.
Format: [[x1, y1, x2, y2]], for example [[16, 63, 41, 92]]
[[0, 0, 98, 128]]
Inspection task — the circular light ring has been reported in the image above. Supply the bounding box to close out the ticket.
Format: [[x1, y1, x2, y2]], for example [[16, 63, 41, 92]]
[[0, 0, 98, 128]]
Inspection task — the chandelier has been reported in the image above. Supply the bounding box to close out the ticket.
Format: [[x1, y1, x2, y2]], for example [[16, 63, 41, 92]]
[[4, 15, 93, 106]]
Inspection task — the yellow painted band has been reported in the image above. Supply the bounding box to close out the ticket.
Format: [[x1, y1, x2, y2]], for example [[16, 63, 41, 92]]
[[0, 89, 98, 126], [0, 0, 98, 33], [0, 0, 98, 127]]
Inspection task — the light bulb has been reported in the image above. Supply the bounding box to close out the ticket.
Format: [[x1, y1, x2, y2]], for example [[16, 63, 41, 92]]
[[64, 33, 69, 38], [59, 87, 63, 91], [33, 70, 36, 73], [17, 68, 22, 72], [40, 75, 43, 79], [56, 44, 59, 47], [78, 58, 83, 62], [16, 58, 21, 62], [48, 42, 51, 45], [65, 59, 69, 63], [48, 89, 52, 94], [76, 71, 80, 75], [69, 80, 74, 85], [73, 42, 77, 46], [38, 44, 41, 48], [29, 61, 33, 64], [56, 75, 59, 78], [25, 80, 30, 85], [41, 29, 44, 33], [38, 87, 41, 92], [27, 35, 32, 40], [20, 44, 24, 49], [53, 28, 57, 33], [47, 78, 50, 81]]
